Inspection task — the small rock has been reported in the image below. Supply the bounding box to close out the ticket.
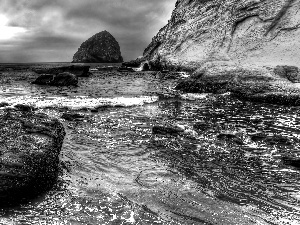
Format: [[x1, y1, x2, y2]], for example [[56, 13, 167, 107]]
[[61, 112, 85, 121], [118, 66, 135, 72], [217, 132, 244, 145], [0, 102, 9, 108], [14, 104, 35, 112], [193, 121, 211, 132], [282, 156, 300, 169], [50, 72, 78, 86], [152, 125, 184, 136], [32, 74, 54, 85], [250, 132, 267, 142], [265, 135, 292, 145]]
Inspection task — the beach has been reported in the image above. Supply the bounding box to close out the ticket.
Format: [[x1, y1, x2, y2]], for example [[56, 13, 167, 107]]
[[0, 64, 299, 224]]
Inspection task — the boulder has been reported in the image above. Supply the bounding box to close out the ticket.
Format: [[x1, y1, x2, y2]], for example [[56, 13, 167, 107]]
[[32, 74, 54, 85], [33, 72, 78, 87], [0, 102, 9, 108], [152, 125, 184, 136], [217, 131, 244, 145], [274, 66, 300, 83], [264, 135, 292, 145], [14, 104, 35, 112], [157, 71, 190, 79], [117, 66, 135, 72], [282, 156, 300, 169], [72, 30, 123, 63], [250, 132, 268, 142], [61, 112, 85, 121], [175, 62, 300, 106], [122, 58, 145, 68], [32, 65, 90, 77], [193, 121, 211, 132], [0, 108, 65, 205], [96, 66, 118, 71], [50, 72, 78, 86]]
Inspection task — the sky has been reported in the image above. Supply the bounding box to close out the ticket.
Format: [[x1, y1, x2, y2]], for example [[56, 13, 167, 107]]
[[0, 0, 176, 63]]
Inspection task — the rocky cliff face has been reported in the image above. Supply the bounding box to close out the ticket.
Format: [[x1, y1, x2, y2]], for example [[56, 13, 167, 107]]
[[144, 0, 300, 70], [72, 31, 123, 63]]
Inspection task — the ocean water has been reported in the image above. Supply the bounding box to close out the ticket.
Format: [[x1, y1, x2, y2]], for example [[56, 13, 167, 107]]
[[0, 63, 300, 224]]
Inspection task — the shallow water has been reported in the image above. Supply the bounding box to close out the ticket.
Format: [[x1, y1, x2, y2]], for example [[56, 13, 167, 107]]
[[0, 64, 300, 224]]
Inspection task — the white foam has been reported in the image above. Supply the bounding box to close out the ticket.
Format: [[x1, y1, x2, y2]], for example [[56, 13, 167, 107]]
[[180, 93, 210, 100], [0, 95, 159, 110]]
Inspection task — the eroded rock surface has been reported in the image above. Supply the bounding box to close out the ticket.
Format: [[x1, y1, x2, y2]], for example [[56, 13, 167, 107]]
[[72, 30, 123, 63], [176, 62, 300, 105], [142, 0, 300, 69], [0, 108, 65, 205]]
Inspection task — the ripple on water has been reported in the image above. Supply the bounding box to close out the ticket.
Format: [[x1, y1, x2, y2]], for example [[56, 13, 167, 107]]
[[1, 71, 300, 224]]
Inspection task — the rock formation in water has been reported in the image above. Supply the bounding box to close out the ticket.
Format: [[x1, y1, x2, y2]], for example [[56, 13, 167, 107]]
[[72, 31, 123, 63], [132, 0, 300, 105], [32, 65, 91, 77], [0, 106, 65, 205], [32, 72, 78, 86]]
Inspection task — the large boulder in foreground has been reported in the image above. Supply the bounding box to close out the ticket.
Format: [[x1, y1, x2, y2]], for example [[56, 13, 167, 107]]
[[32, 72, 78, 86], [32, 65, 90, 77], [0, 108, 65, 205], [72, 30, 123, 63]]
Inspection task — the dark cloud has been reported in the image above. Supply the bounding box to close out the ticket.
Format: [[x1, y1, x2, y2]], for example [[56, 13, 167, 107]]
[[0, 0, 176, 62]]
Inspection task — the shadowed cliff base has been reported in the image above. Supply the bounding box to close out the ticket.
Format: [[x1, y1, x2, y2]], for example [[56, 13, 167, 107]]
[[175, 62, 300, 106]]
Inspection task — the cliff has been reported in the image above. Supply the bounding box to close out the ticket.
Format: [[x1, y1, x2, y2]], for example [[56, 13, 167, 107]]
[[139, 0, 300, 106], [72, 31, 123, 63], [143, 0, 300, 70]]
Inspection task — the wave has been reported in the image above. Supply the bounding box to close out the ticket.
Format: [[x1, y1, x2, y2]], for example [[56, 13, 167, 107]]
[[0, 95, 159, 110]]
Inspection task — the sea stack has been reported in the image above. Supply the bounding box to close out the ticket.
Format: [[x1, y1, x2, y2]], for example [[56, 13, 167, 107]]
[[72, 30, 123, 63]]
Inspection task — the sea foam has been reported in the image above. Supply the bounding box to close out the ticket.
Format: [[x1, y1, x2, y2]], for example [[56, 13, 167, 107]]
[[0, 95, 159, 110]]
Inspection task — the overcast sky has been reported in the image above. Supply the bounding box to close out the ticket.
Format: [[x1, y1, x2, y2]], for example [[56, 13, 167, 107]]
[[0, 0, 176, 63]]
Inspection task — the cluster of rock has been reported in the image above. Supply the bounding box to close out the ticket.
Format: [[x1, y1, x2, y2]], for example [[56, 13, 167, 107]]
[[0, 104, 65, 205], [0, 65, 30, 72], [32, 65, 90, 86], [127, 0, 300, 105], [72, 31, 123, 63], [176, 63, 300, 105], [32, 65, 90, 77]]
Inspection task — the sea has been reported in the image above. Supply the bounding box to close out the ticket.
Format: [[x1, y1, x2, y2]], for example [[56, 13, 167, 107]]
[[0, 63, 300, 225]]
